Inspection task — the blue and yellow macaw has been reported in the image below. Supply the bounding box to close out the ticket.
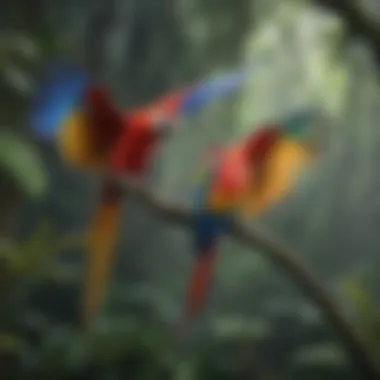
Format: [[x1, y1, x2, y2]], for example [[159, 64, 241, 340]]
[[180, 110, 319, 329], [28, 60, 258, 330]]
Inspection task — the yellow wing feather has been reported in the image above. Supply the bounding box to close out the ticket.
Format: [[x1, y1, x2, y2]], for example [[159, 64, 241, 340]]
[[240, 139, 313, 218], [57, 111, 104, 171]]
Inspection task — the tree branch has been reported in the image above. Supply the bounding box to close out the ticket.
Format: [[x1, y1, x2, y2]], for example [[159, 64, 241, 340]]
[[111, 2, 380, 376], [313, 0, 380, 64], [231, 221, 380, 379], [114, 175, 380, 380], [116, 176, 194, 225]]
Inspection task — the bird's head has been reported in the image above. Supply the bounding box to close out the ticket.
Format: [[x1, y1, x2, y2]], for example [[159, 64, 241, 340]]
[[243, 125, 282, 164], [243, 108, 317, 164], [281, 108, 316, 139]]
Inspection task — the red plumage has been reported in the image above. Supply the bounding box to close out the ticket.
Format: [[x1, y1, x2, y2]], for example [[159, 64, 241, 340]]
[[178, 247, 217, 336], [80, 87, 166, 330], [243, 125, 281, 163], [83, 86, 124, 155], [106, 111, 160, 175], [81, 86, 162, 175]]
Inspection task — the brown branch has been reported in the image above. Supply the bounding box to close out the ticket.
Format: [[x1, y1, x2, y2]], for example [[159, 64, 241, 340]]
[[113, 174, 380, 380], [231, 221, 380, 379], [313, 0, 380, 63], [116, 176, 194, 226]]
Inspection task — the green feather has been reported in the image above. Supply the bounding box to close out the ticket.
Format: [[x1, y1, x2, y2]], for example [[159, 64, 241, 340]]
[[282, 109, 316, 139]]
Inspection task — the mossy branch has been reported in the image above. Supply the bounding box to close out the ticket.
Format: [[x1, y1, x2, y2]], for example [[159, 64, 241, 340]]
[[113, 175, 380, 380]]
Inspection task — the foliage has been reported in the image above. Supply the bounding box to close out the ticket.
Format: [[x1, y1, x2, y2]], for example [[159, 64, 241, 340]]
[[0, 222, 83, 326], [0, 31, 40, 95], [0, 224, 83, 380], [0, 131, 48, 199], [0, 332, 26, 355], [0, 1, 379, 380], [5, 222, 83, 279], [341, 275, 380, 359]]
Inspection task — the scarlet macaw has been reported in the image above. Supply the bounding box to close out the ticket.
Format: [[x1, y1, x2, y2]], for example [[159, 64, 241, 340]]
[[180, 110, 319, 329], [29, 61, 252, 329]]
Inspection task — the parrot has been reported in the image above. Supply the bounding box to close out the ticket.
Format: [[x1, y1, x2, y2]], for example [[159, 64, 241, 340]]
[[28, 60, 257, 330], [179, 109, 320, 330]]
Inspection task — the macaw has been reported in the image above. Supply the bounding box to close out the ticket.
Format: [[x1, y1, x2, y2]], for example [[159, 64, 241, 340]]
[[180, 110, 320, 329], [28, 60, 254, 330]]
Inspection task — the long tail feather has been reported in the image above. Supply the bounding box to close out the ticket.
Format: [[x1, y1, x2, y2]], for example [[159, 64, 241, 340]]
[[180, 247, 217, 330], [81, 184, 123, 330]]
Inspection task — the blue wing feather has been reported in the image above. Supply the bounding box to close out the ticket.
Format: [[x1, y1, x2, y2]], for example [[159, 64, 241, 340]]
[[191, 161, 233, 256], [178, 56, 270, 118], [193, 212, 232, 256], [179, 70, 247, 118], [29, 61, 89, 139]]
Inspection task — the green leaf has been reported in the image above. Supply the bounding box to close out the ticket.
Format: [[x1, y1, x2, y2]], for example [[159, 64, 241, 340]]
[[291, 343, 347, 367], [0, 131, 48, 198], [10, 33, 39, 61], [17, 221, 56, 275], [212, 316, 271, 340], [340, 276, 380, 355], [0, 333, 26, 354], [341, 276, 373, 313], [2, 65, 34, 94], [89, 317, 138, 365], [36, 326, 75, 376]]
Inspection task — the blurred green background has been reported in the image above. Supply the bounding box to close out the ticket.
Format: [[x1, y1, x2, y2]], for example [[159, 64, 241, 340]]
[[1, 0, 380, 379]]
